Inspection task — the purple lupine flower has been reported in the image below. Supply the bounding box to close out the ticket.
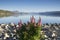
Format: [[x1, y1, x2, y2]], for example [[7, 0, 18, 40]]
[[30, 16, 35, 23], [18, 20, 22, 28], [38, 17, 42, 27]]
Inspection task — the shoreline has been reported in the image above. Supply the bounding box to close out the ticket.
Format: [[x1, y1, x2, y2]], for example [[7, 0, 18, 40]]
[[0, 23, 60, 40]]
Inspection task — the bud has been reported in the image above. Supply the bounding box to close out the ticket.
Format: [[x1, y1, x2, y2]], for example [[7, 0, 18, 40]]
[[38, 17, 42, 26], [30, 16, 35, 23]]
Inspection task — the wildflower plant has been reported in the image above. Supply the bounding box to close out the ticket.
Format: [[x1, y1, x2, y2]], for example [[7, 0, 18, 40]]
[[16, 16, 44, 40]]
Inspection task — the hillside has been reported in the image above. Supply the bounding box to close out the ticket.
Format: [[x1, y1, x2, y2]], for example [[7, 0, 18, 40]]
[[0, 10, 15, 17]]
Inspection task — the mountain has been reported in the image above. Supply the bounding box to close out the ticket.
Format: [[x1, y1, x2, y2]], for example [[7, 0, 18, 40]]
[[0, 10, 15, 17], [39, 11, 60, 16], [0, 10, 60, 17]]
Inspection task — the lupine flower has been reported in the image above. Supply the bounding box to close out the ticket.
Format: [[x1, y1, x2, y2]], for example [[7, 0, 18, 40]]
[[38, 17, 42, 27], [30, 16, 35, 23], [18, 20, 22, 28]]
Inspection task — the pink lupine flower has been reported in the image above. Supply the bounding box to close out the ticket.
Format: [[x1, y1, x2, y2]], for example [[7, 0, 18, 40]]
[[38, 17, 42, 27], [30, 16, 35, 23], [18, 20, 22, 28]]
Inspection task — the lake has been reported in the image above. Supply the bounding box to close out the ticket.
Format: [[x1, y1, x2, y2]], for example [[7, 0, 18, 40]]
[[0, 14, 60, 24]]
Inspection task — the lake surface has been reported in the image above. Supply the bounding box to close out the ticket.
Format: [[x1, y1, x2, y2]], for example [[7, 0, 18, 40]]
[[0, 14, 60, 24]]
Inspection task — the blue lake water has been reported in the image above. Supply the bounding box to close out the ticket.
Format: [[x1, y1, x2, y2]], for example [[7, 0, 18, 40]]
[[0, 14, 60, 24]]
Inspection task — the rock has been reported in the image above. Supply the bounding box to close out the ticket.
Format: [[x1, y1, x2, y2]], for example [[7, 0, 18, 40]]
[[10, 22, 15, 27]]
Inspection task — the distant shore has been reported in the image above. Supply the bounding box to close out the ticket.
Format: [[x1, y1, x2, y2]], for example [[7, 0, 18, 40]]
[[0, 10, 60, 17]]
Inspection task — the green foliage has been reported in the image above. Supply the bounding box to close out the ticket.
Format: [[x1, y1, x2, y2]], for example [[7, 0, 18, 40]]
[[16, 23, 45, 40]]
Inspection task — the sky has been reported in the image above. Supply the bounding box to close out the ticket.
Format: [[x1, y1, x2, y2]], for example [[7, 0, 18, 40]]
[[0, 0, 60, 12]]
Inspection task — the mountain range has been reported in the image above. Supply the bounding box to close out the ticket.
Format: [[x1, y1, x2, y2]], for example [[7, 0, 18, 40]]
[[39, 11, 60, 16], [0, 10, 60, 17]]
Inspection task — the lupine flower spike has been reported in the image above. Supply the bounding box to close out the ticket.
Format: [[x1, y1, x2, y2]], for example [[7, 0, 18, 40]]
[[38, 17, 42, 27], [30, 16, 35, 23], [18, 20, 22, 28]]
